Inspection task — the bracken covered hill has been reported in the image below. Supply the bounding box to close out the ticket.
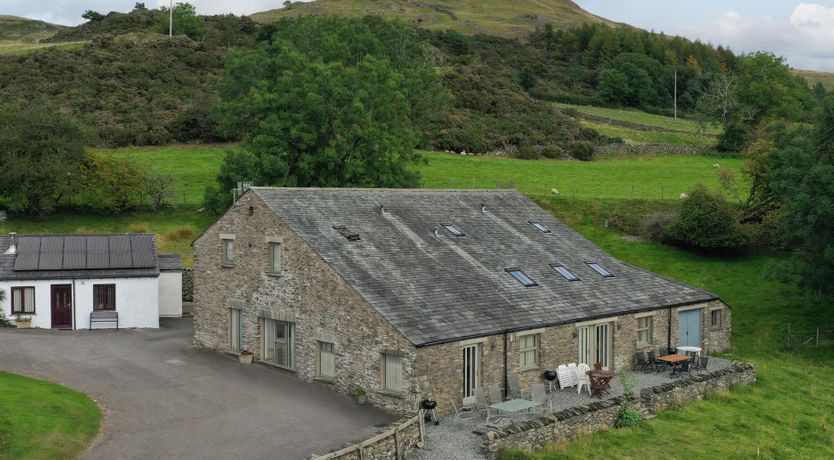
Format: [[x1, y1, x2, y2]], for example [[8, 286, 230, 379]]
[[251, 0, 618, 39]]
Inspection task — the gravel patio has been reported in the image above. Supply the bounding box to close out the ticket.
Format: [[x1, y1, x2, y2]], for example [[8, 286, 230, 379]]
[[413, 357, 732, 460]]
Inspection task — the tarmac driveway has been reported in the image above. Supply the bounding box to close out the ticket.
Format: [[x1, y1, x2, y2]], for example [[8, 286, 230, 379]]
[[0, 318, 394, 460]]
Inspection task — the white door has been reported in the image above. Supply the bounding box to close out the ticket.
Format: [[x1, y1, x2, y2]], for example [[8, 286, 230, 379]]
[[462, 344, 480, 404], [229, 308, 242, 353], [578, 323, 611, 370]]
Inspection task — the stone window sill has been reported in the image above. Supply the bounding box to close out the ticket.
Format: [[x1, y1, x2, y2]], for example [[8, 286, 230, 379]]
[[377, 389, 405, 399], [519, 366, 539, 373], [637, 343, 654, 349], [221, 264, 235, 269], [266, 272, 283, 278]]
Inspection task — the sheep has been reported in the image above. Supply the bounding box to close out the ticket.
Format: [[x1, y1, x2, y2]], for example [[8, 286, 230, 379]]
[[713, 163, 720, 168], [551, 188, 560, 196], [680, 192, 689, 200]]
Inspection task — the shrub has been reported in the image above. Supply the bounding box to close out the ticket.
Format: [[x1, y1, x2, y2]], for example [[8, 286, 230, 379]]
[[640, 211, 676, 243], [717, 122, 750, 152], [667, 184, 751, 251], [128, 223, 151, 233], [164, 225, 196, 241], [568, 141, 595, 161], [615, 406, 642, 428]]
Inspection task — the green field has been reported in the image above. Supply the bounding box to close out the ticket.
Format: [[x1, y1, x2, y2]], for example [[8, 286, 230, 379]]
[[0, 40, 87, 56], [502, 198, 834, 459], [794, 69, 834, 90], [250, 0, 615, 39], [0, 372, 101, 460], [581, 121, 716, 147], [557, 103, 721, 135]]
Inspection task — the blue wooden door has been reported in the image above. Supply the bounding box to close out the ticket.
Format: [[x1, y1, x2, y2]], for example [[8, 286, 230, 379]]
[[678, 309, 702, 348]]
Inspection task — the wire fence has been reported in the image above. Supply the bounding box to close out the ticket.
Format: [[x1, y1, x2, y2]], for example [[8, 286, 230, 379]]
[[786, 323, 834, 351]]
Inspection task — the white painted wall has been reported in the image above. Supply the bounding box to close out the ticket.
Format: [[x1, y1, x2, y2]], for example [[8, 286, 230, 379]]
[[0, 277, 159, 329], [158, 271, 182, 317]]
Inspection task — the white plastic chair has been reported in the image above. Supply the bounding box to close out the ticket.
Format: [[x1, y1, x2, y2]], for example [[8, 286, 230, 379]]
[[556, 364, 574, 389], [576, 363, 591, 395], [567, 363, 579, 387]]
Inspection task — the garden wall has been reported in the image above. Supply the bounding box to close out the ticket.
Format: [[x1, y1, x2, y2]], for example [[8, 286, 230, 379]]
[[481, 362, 756, 459], [574, 112, 718, 138], [595, 143, 711, 156], [182, 268, 194, 302], [309, 414, 424, 460]]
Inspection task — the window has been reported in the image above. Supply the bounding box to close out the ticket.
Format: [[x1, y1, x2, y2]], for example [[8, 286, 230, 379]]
[[222, 238, 235, 266], [333, 226, 361, 241], [711, 309, 722, 329], [383, 353, 403, 393], [441, 223, 465, 237], [506, 268, 537, 287], [587, 262, 615, 278], [528, 221, 551, 233], [636, 316, 653, 346], [262, 319, 295, 369], [11, 287, 35, 314], [551, 264, 580, 282], [319, 342, 335, 379], [518, 333, 539, 370], [93, 284, 116, 310], [270, 242, 282, 274], [229, 308, 243, 353]]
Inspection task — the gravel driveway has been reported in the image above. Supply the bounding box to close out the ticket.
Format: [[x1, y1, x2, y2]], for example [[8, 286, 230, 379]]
[[0, 318, 393, 460]]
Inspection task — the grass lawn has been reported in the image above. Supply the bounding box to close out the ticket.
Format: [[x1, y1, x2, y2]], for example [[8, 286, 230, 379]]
[[418, 151, 744, 200], [501, 198, 834, 459], [98, 144, 230, 207], [0, 209, 215, 266], [556, 103, 721, 135], [0, 372, 101, 460], [580, 121, 716, 147]]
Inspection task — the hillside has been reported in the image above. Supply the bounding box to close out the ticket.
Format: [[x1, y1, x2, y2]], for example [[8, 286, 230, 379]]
[[794, 68, 834, 90], [251, 0, 618, 38], [0, 15, 64, 42]]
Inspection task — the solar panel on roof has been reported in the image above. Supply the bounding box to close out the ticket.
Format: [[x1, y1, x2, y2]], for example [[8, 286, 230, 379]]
[[38, 236, 64, 270], [13, 237, 41, 270], [87, 236, 110, 269], [63, 236, 87, 270], [109, 235, 133, 268], [131, 235, 155, 268]]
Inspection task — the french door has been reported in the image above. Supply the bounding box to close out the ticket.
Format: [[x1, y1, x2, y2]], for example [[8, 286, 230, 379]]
[[462, 344, 480, 404], [678, 309, 702, 348], [229, 308, 243, 353], [578, 323, 611, 370], [262, 318, 294, 369]]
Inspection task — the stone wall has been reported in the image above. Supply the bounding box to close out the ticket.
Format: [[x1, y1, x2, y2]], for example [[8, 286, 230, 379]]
[[480, 362, 756, 459], [310, 414, 423, 460], [595, 143, 712, 156], [192, 191, 419, 415], [181, 268, 194, 302], [574, 112, 718, 138]]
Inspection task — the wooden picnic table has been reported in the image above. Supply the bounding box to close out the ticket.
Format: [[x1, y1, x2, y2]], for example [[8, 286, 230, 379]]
[[587, 370, 614, 398]]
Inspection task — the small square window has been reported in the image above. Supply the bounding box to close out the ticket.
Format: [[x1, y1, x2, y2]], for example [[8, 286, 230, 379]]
[[93, 284, 116, 310], [587, 262, 614, 278], [441, 223, 465, 237], [518, 333, 539, 370], [528, 221, 551, 233], [551, 264, 580, 282], [637, 316, 653, 346], [506, 268, 537, 287], [711, 310, 722, 329]]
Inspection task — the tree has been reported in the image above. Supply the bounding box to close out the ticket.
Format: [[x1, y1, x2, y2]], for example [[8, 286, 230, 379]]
[[156, 2, 204, 39], [82, 10, 105, 22], [77, 152, 146, 213], [0, 106, 87, 215], [667, 184, 750, 252], [134, 3, 146, 10], [597, 69, 630, 106]]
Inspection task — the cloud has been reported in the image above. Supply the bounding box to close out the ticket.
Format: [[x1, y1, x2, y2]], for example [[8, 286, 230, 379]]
[[695, 3, 834, 71]]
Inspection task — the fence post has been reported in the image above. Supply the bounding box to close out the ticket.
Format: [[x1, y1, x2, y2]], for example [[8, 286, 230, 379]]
[[631, 185, 634, 199], [787, 323, 792, 351], [817, 328, 820, 348], [472, 177, 476, 189]]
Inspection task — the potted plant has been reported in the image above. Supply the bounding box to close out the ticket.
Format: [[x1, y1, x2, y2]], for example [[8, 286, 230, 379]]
[[239, 348, 254, 364], [15, 316, 32, 329], [354, 385, 367, 405]]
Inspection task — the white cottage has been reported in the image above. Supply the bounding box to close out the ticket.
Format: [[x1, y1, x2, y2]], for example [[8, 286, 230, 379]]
[[0, 233, 182, 329]]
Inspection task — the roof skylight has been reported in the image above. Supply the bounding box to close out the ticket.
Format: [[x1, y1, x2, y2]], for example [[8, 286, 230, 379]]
[[550, 264, 580, 282], [587, 262, 615, 278], [529, 221, 551, 233], [506, 268, 538, 287], [441, 223, 465, 237], [333, 226, 361, 241]]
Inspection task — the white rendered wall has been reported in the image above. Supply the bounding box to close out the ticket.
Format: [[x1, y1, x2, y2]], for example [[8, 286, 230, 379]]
[[158, 271, 182, 317], [0, 277, 159, 329]]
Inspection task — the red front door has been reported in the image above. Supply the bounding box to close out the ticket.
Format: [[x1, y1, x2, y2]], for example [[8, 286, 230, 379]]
[[51, 285, 73, 329]]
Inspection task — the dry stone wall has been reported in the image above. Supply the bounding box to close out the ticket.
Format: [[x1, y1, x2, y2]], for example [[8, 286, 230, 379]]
[[310, 414, 423, 460]]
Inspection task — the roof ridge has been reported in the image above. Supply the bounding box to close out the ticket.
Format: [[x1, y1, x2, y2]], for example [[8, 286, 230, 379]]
[[251, 187, 519, 193]]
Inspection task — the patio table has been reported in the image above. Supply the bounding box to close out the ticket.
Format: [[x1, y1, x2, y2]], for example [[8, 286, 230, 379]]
[[656, 354, 692, 377], [587, 370, 614, 398], [676, 346, 702, 356], [488, 398, 538, 423]]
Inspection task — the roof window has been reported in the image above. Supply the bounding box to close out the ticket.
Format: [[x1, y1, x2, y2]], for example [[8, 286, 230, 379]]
[[587, 262, 615, 278], [441, 223, 465, 237], [550, 264, 580, 282], [529, 221, 551, 233], [506, 268, 537, 287], [333, 226, 361, 241]]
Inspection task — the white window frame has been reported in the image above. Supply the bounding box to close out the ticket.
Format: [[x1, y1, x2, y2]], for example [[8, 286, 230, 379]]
[[318, 341, 335, 379], [222, 238, 235, 266], [270, 242, 282, 274], [229, 308, 243, 353], [518, 333, 539, 370], [382, 353, 403, 393], [636, 316, 653, 347]]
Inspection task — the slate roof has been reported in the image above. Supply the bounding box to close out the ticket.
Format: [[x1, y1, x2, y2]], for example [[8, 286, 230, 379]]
[[0, 234, 160, 280], [251, 188, 719, 346], [158, 254, 183, 272]]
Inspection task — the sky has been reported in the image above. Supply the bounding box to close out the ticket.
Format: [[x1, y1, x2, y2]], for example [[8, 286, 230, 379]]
[[3, 1, 834, 71]]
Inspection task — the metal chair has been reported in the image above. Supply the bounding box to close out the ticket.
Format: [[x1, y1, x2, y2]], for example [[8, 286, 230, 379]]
[[508, 374, 526, 399], [673, 359, 692, 378], [695, 356, 709, 372], [531, 383, 549, 413], [474, 387, 489, 419], [488, 383, 503, 404], [647, 349, 660, 373], [447, 397, 475, 423], [632, 351, 648, 372]]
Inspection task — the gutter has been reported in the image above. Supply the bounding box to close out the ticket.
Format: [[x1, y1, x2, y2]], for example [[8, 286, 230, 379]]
[[503, 332, 509, 399], [72, 278, 77, 331]]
